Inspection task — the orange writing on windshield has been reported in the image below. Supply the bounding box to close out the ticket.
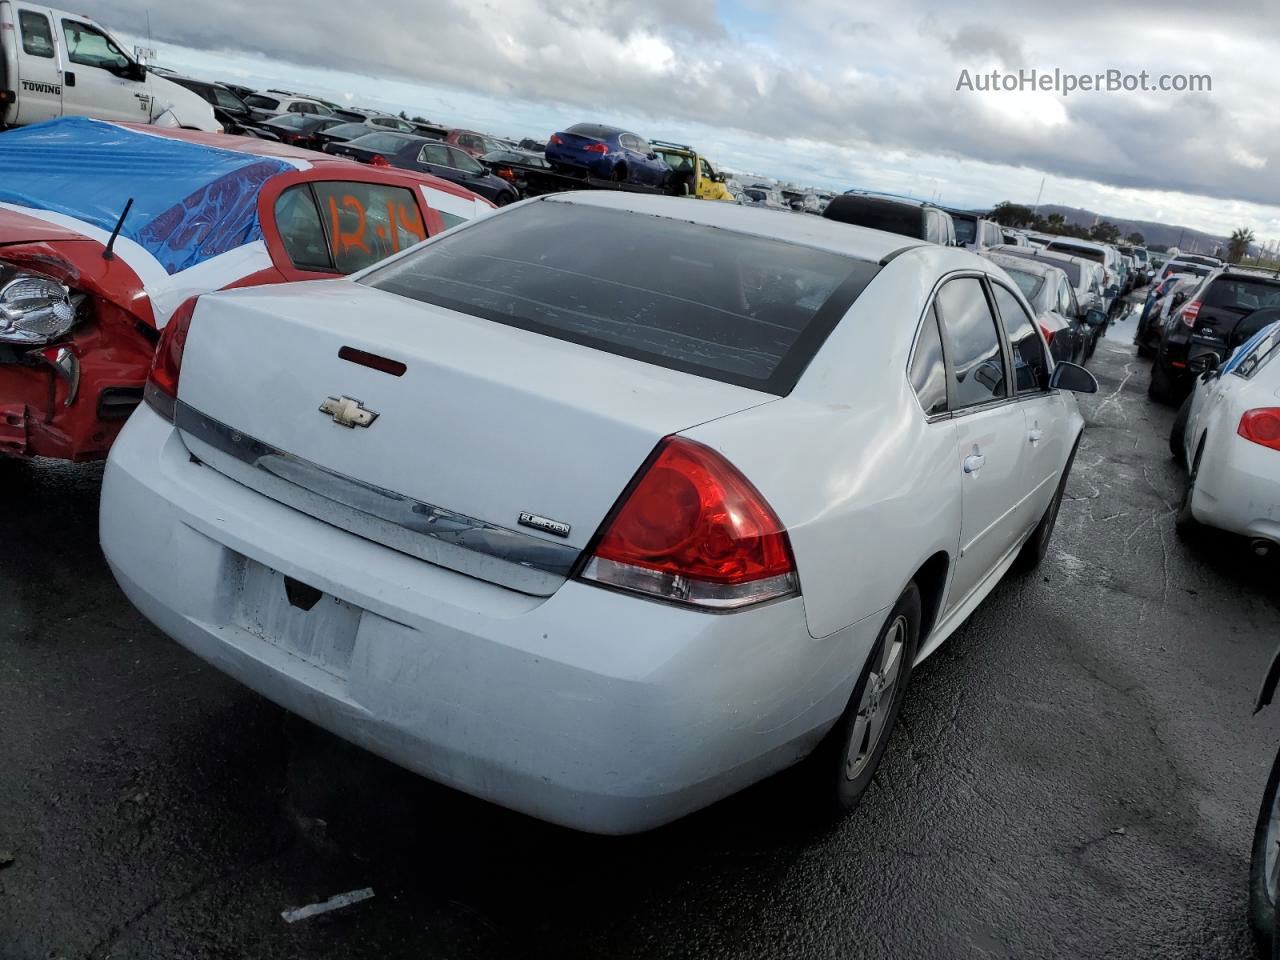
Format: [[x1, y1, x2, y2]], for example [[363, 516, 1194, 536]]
[[328, 194, 427, 259]]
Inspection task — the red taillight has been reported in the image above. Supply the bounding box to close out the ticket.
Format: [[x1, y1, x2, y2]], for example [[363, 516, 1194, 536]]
[[1038, 322, 1055, 344], [1180, 299, 1202, 328], [370, 154, 390, 167], [1239, 408, 1280, 451], [583, 142, 609, 154], [495, 166, 516, 182], [580, 436, 798, 609], [549, 134, 563, 145], [144, 297, 198, 421]]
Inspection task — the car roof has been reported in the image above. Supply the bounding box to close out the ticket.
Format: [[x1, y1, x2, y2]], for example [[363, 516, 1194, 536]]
[[542, 191, 922, 263], [1046, 237, 1109, 252], [990, 243, 1098, 268], [986, 252, 1066, 281]]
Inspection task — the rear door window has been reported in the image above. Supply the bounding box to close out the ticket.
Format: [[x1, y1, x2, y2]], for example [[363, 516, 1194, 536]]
[[274, 181, 429, 274], [361, 200, 877, 394], [936, 277, 1007, 407], [991, 283, 1050, 394], [19, 11, 55, 57]]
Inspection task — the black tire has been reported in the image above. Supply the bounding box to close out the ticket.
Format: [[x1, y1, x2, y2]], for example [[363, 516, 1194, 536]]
[[813, 583, 922, 815], [493, 192, 514, 207], [1169, 395, 1191, 461], [1249, 746, 1280, 957], [1148, 358, 1177, 404], [1176, 439, 1204, 536], [1015, 437, 1079, 573], [1136, 340, 1155, 360], [609, 163, 627, 183]]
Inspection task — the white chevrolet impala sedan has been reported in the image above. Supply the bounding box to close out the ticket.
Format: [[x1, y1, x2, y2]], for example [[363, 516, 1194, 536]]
[[101, 192, 1097, 833]]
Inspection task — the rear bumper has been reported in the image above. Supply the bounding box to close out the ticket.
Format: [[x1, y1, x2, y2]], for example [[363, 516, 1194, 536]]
[[1191, 433, 1280, 543], [101, 404, 880, 833]]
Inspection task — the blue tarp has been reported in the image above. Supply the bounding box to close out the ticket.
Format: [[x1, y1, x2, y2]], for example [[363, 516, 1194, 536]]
[[0, 117, 291, 274]]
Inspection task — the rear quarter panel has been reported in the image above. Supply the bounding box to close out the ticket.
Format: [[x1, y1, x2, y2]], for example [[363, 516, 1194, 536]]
[[683, 250, 965, 639]]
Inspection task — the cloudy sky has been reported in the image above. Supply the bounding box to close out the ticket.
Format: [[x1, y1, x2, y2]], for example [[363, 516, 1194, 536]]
[[102, 0, 1280, 245]]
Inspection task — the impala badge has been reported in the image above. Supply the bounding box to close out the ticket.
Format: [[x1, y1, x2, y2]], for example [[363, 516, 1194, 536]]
[[319, 395, 378, 429], [519, 512, 571, 538]]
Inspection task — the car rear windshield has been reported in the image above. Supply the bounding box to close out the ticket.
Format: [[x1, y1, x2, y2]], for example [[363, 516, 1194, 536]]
[[952, 218, 977, 244], [825, 197, 924, 240], [362, 200, 878, 394], [244, 95, 279, 110], [1046, 242, 1104, 264], [1003, 268, 1044, 302], [564, 123, 620, 138], [350, 133, 413, 152], [324, 123, 373, 140], [1041, 257, 1082, 285], [1203, 277, 1280, 313]]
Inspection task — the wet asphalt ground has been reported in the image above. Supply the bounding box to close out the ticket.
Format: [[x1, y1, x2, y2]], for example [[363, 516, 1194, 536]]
[[3, 291, 1279, 959]]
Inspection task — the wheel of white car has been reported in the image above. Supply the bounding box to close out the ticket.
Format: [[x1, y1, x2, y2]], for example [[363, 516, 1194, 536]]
[[1169, 396, 1192, 461], [1015, 437, 1080, 573], [1250, 746, 1280, 957], [1176, 440, 1204, 537], [817, 582, 922, 815]]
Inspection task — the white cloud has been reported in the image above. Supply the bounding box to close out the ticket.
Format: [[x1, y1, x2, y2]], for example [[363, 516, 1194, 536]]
[[98, 0, 1280, 242]]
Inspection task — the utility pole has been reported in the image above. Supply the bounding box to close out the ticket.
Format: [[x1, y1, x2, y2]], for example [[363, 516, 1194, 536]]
[[1032, 177, 1045, 216]]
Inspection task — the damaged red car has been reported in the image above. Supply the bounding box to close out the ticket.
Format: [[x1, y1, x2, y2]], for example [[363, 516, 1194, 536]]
[[0, 117, 492, 462]]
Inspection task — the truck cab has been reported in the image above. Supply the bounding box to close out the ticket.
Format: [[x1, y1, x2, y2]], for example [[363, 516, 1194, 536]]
[[1, 3, 217, 130], [650, 141, 735, 202]]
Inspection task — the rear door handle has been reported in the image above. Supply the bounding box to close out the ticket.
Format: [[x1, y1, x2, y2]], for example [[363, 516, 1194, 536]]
[[1028, 427, 1043, 445], [963, 453, 986, 474]]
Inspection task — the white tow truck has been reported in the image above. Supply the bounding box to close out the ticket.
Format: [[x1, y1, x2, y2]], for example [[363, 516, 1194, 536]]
[[0, 3, 217, 130]]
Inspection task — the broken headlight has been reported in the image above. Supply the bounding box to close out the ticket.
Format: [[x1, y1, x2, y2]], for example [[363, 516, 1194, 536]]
[[0, 265, 79, 345]]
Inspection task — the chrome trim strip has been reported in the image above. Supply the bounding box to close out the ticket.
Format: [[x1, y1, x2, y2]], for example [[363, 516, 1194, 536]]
[[174, 401, 579, 579]]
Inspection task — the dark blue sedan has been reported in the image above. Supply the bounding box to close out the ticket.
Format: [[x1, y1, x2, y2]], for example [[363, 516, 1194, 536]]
[[545, 123, 670, 188]]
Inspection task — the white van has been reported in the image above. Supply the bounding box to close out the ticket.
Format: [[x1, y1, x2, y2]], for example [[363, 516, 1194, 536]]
[[0, 3, 217, 130]]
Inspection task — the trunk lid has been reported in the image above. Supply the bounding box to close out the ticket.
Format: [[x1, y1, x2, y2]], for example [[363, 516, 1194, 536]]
[[175, 280, 775, 595]]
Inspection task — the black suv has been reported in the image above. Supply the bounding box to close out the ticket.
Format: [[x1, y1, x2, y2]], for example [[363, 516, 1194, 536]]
[[823, 193, 957, 245], [165, 76, 262, 136], [1149, 266, 1280, 402]]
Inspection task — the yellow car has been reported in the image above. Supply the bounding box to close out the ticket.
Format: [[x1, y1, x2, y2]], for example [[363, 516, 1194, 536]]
[[651, 141, 735, 202]]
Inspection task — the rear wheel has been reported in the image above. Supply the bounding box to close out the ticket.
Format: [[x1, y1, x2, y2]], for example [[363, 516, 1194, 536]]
[[609, 163, 627, 184], [1176, 440, 1204, 536], [1015, 438, 1079, 572], [814, 583, 921, 814], [1249, 746, 1280, 957], [493, 192, 514, 207], [1148, 358, 1177, 404], [1169, 395, 1191, 461]]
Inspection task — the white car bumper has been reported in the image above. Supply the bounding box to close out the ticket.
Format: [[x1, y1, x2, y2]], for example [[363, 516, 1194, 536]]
[[1192, 431, 1280, 544], [101, 404, 881, 833]]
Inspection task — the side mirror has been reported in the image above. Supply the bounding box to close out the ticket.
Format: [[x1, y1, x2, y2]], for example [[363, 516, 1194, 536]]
[[1049, 361, 1098, 393], [1188, 352, 1220, 377], [1084, 307, 1107, 328], [647, 152, 658, 160], [123, 62, 147, 83], [973, 360, 1005, 392]]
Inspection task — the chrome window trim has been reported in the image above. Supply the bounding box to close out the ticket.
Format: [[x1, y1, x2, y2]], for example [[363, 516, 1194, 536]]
[[174, 401, 579, 583]]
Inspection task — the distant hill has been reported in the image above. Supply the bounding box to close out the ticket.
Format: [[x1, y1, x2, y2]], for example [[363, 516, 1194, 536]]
[[1032, 204, 1237, 256]]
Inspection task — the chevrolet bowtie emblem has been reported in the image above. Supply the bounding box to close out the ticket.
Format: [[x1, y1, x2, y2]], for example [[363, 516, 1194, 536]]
[[319, 395, 378, 428]]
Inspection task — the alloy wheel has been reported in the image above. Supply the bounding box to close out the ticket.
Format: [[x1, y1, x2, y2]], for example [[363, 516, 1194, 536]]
[[845, 616, 907, 780]]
